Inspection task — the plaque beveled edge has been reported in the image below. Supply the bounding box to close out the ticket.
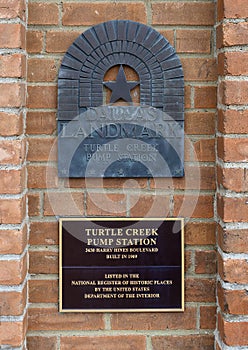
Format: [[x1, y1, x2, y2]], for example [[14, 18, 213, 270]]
[[59, 217, 184, 313]]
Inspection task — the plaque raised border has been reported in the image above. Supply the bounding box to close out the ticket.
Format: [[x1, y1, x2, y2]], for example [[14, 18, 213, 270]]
[[59, 217, 184, 312]]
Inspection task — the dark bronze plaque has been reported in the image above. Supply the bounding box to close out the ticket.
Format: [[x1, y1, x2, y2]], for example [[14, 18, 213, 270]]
[[58, 20, 184, 178], [59, 218, 184, 312]]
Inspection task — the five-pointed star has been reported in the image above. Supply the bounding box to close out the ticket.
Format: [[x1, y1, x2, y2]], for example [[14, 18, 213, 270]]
[[104, 65, 139, 103]]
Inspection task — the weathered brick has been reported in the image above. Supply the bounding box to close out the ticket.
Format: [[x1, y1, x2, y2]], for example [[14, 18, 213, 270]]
[[27, 336, 57, 350], [46, 30, 82, 53], [0, 112, 23, 136], [0, 83, 25, 107], [111, 307, 196, 330], [28, 165, 58, 189], [218, 0, 248, 20], [27, 30, 43, 53], [218, 313, 248, 346], [0, 226, 27, 254], [28, 3, 58, 25], [0, 53, 25, 78], [218, 109, 248, 134], [186, 278, 216, 302], [176, 29, 211, 53], [29, 251, 58, 274], [185, 222, 216, 246], [86, 192, 126, 217], [0, 254, 27, 285], [218, 283, 248, 315], [44, 192, 84, 216], [0, 318, 27, 347], [218, 195, 248, 223], [130, 194, 170, 217], [184, 85, 191, 109], [195, 250, 217, 274], [29, 279, 58, 303], [217, 137, 248, 162], [217, 166, 248, 192], [61, 336, 146, 350], [194, 86, 217, 109], [26, 111, 56, 135], [27, 86, 57, 109], [218, 225, 248, 253], [0, 284, 27, 315], [219, 80, 248, 105], [0, 197, 26, 224], [218, 254, 248, 284], [63, 3, 147, 26], [174, 195, 214, 218], [152, 2, 215, 25], [185, 112, 215, 135], [200, 306, 216, 329], [0, 169, 25, 194], [181, 58, 217, 82], [28, 307, 104, 331], [0, 23, 25, 48], [29, 221, 58, 245], [194, 138, 215, 162], [152, 335, 214, 350], [28, 58, 57, 82], [218, 52, 248, 76], [28, 193, 40, 217], [0, 0, 26, 20], [27, 137, 57, 162], [217, 22, 248, 48]]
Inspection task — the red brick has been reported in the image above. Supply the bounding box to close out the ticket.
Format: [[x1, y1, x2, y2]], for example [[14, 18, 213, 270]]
[[152, 335, 214, 350], [218, 137, 248, 162], [152, 2, 215, 25], [219, 81, 248, 105], [29, 279, 58, 303], [27, 86, 57, 109], [158, 30, 174, 47], [28, 165, 58, 189], [184, 85, 191, 109], [195, 250, 217, 274], [218, 195, 248, 223], [0, 83, 25, 107], [174, 195, 214, 218], [0, 226, 27, 254], [0, 23, 25, 48], [26, 111, 56, 135], [185, 222, 216, 246], [63, 3, 147, 26], [181, 58, 217, 82], [0, 319, 27, 347], [130, 194, 170, 217], [185, 112, 215, 135], [218, 313, 248, 346], [186, 278, 216, 302], [200, 306, 216, 329], [29, 251, 58, 274], [218, 284, 248, 315], [194, 86, 217, 109], [0, 0, 26, 20], [27, 137, 57, 162], [0, 285, 27, 315], [218, 225, 248, 253], [28, 3, 58, 25], [28, 193, 40, 217], [67, 177, 148, 190], [27, 30, 43, 53], [27, 336, 57, 350], [29, 221, 58, 246], [218, 109, 248, 134], [0, 112, 23, 136], [86, 192, 126, 216], [194, 138, 215, 162], [0, 254, 27, 285], [176, 30, 211, 53], [44, 192, 84, 216], [28, 307, 104, 331], [0, 53, 25, 78], [28, 58, 57, 82], [112, 307, 196, 330], [61, 336, 145, 350], [46, 30, 82, 53], [0, 197, 26, 224], [219, 254, 248, 284], [218, 22, 248, 47], [0, 169, 24, 194], [217, 166, 248, 192], [219, 52, 248, 76], [218, 0, 248, 20]]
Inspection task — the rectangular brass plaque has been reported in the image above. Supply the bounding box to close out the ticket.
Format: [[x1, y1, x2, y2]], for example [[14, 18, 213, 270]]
[[59, 218, 184, 312]]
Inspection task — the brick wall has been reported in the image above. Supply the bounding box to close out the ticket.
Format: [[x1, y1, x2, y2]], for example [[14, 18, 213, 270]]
[[0, 0, 28, 348], [26, 1, 217, 349], [216, 0, 248, 348]]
